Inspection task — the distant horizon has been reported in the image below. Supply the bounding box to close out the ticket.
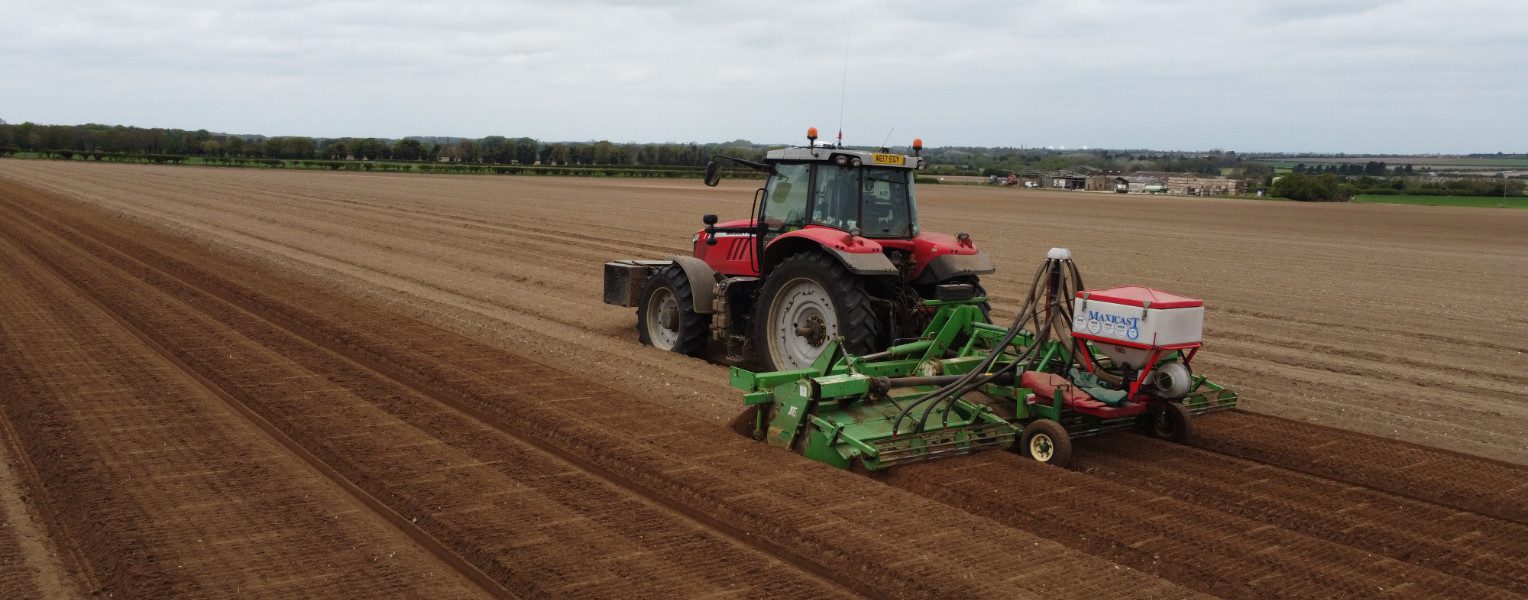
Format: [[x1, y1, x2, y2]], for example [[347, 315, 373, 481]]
[[4, 117, 1524, 158]]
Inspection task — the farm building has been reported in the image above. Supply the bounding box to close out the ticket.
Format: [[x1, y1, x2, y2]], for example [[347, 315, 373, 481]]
[[1165, 175, 1246, 196], [1085, 176, 1118, 192], [1047, 170, 1088, 190], [1115, 175, 1167, 193]]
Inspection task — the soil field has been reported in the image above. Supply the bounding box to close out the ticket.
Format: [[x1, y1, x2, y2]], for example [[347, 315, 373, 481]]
[[1, 159, 1526, 598]]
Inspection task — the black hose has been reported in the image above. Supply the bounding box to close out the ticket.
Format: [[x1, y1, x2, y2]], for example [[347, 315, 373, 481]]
[[892, 252, 1087, 435], [890, 257, 1055, 434], [890, 271, 1042, 432]]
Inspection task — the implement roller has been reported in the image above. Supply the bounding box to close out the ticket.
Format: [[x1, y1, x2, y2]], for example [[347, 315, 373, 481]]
[[731, 248, 1237, 468]]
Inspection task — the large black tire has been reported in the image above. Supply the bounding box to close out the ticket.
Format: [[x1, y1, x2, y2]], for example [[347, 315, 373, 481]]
[[1143, 402, 1194, 442], [754, 252, 879, 371], [1019, 419, 1073, 467], [636, 264, 709, 357]]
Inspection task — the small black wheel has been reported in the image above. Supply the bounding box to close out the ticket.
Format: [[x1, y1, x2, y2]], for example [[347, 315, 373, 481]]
[[1020, 419, 1072, 467], [1144, 402, 1194, 442], [636, 264, 710, 356]]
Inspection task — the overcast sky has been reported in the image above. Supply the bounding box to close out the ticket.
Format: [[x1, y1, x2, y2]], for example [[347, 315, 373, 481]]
[[2, 0, 1525, 153]]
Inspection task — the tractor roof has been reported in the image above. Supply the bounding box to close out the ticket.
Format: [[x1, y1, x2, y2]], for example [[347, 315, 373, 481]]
[[765, 146, 925, 170]]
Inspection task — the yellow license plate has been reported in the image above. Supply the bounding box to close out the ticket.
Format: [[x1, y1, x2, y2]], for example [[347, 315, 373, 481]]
[[870, 153, 905, 166]]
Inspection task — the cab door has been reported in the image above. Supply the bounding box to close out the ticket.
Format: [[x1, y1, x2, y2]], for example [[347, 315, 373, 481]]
[[706, 163, 811, 277], [760, 163, 811, 242]]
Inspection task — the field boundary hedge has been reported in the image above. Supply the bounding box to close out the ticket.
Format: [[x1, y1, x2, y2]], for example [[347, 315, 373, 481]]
[[0, 150, 765, 179]]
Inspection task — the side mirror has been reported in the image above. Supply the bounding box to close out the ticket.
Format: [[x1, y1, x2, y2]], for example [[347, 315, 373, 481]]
[[703, 160, 722, 187], [703, 214, 718, 225]]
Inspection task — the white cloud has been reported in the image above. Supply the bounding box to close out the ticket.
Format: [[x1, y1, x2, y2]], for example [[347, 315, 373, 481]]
[[1, 0, 1524, 151]]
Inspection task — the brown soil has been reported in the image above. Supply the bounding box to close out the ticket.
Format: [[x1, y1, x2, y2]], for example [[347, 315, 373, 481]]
[[0, 412, 79, 599], [0, 166, 1199, 597], [0, 199, 485, 599], [2, 159, 1526, 598]]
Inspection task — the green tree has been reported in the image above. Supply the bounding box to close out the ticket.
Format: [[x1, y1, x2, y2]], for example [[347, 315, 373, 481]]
[[479, 136, 510, 163], [321, 140, 349, 160], [546, 143, 570, 165], [352, 138, 385, 160], [451, 139, 479, 163], [393, 138, 425, 161], [1269, 172, 1350, 202], [510, 137, 539, 164]]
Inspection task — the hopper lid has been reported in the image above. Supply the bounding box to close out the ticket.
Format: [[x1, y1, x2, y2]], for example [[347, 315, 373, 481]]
[[1078, 285, 1202, 309]]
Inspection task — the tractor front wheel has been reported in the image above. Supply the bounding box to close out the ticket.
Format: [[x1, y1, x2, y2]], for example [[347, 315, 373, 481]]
[[636, 264, 709, 356], [755, 252, 878, 371], [1020, 419, 1073, 467]]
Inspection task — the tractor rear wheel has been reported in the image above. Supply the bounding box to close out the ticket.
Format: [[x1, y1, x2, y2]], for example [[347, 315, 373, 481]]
[[755, 252, 878, 371], [636, 264, 709, 356], [1144, 402, 1193, 442], [1020, 419, 1072, 467]]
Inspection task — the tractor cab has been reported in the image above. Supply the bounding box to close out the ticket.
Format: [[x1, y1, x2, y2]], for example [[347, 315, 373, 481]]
[[755, 146, 920, 241], [699, 128, 939, 280]]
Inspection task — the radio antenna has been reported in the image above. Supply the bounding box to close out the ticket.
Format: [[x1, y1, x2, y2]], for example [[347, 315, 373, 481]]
[[837, 22, 850, 147], [881, 126, 895, 149]]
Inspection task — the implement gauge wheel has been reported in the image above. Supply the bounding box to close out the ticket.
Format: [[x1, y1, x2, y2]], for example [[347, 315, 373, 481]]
[[636, 264, 709, 356], [754, 252, 878, 371], [1020, 419, 1072, 467], [1144, 402, 1194, 442]]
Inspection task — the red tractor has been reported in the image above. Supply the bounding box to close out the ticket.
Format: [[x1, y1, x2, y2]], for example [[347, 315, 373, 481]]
[[603, 128, 994, 370]]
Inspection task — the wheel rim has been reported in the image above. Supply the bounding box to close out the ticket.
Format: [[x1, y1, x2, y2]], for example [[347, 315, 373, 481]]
[[766, 277, 839, 370], [645, 286, 681, 350], [1029, 433, 1055, 462], [1152, 409, 1176, 438]]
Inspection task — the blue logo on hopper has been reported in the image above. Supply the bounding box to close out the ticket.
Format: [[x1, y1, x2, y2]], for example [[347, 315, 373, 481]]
[[1087, 311, 1140, 333]]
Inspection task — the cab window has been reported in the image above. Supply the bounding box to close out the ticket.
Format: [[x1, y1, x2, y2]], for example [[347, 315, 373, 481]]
[[862, 168, 914, 237], [762, 163, 810, 234], [811, 164, 860, 231]]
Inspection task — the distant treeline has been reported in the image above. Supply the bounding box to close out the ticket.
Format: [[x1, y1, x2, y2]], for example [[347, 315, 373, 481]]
[[3, 122, 1516, 191], [0, 122, 769, 167], [918, 146, 1270, 178], [0, 121, 1282, 178], [1269, 171, 1523, 202], [0, 148, 773, 179], [1292, 162, 1413, 176]]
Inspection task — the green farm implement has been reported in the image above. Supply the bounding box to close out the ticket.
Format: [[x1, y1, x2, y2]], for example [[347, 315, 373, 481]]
[[731, 248, 1238, 469]]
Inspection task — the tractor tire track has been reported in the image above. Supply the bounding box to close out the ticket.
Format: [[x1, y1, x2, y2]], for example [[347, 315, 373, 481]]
[[1071, 433, 1528, 594], [0, 212, 487, 599], [7, 229, 519, 600], [884, 450, 1515, 599], [1187, 411, 1528, 525], [0, 389, 87, 600]]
